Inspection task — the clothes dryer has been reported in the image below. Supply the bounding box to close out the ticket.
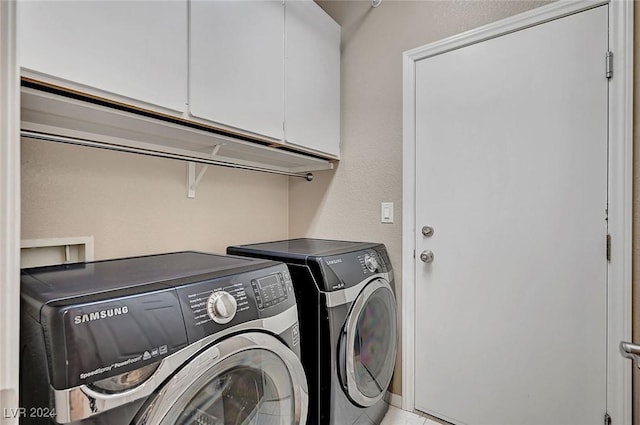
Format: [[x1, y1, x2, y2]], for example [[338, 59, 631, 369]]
[[228, 239, 397, 425], [20, 251, 308, 425]]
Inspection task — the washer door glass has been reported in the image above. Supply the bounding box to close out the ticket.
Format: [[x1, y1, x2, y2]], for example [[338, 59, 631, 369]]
[[137, 333, 307, 425], [343, 279, 397, 406], [162, 349, 294, 425]]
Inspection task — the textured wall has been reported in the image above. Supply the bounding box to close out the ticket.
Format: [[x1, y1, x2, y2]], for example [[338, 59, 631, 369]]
[[290, 0, 553, 397], [21, 139, 289, 260]]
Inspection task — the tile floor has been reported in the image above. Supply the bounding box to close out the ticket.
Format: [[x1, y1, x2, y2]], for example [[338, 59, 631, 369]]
[[380, 405, 441, 425]]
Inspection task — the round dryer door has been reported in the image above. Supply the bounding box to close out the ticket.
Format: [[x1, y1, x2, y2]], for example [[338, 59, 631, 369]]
[[340, 278, 397, 407], [137, 333, 308, 425]]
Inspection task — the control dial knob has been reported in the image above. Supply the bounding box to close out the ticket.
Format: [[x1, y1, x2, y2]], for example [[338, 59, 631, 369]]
[[207, 291, 237, 324], [364, 254, 379, 272]]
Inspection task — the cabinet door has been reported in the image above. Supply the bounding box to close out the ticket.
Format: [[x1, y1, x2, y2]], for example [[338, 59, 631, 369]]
[[285, 0, 340, 158], [18, 1, 188, 113], [190, 1, 284, 141]]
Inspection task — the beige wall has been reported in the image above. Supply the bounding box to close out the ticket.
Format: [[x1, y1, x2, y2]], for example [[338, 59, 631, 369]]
[[21, 139, 289, 259], [291, 0, 573, 396]]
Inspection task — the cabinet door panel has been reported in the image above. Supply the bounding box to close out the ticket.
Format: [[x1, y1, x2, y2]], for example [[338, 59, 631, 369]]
[[285, 0, 340, 157], [190, 1, 284, 141], [18, 0, 188, 112]]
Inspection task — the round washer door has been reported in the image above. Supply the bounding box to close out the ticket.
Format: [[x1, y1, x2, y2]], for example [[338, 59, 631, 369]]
[[136, 332, 308, 425], [340, 278, 397, 407]]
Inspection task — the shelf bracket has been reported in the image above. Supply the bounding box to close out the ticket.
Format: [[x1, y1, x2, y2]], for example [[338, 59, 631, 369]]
[[187, 145, 223, 198]]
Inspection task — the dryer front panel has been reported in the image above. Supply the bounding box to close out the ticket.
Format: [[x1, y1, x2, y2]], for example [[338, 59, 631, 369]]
[[339, 279, 397, 407]]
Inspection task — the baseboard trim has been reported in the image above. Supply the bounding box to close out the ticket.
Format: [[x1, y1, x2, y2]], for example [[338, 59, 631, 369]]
[[388, 392, 402, 408]]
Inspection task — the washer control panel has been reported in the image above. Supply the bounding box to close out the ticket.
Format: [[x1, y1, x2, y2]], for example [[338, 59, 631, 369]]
[[207, 291, 238, 324], [175, 263, 296, 343], [251, 272, 291, 310]]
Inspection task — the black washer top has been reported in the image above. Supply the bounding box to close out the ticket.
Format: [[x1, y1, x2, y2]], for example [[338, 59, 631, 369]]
[[21, 251, 272, 310]]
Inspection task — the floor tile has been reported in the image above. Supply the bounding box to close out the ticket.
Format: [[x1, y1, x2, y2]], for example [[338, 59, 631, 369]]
[[380, 406, 426, 425]]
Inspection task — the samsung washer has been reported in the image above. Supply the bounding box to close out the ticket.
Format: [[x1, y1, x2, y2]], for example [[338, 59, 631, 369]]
[[20, 251, 308, 425], [228, 239, 397, 425]]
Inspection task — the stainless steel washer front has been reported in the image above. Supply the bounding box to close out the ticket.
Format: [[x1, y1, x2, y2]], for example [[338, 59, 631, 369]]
[[137, 332, 308, 425]]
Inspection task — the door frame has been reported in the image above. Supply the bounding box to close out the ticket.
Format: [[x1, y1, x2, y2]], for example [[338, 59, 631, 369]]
[[0, 0, 21, 423], [401, 1, 634, 423]]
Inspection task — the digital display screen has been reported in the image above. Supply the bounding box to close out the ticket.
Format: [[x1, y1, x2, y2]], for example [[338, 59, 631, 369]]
[[256, 274, 285, 303], [257, 274, 279, 290]]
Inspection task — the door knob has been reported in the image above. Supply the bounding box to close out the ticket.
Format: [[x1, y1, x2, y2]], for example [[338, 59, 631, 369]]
[[422, 225, 434, 237], [620, 341, 640, 369], [420, 250, 434, 263]]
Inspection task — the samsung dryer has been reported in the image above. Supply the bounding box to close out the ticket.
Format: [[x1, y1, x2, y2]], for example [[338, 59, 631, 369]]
[[20, 251, 308, 425], [228, 239, 398, 425]]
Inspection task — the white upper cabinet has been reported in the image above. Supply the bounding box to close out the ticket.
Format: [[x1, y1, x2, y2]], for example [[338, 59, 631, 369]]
[[18, 0, 188, 113], [285, 0, 341, 158], [18, 0, 340, 160], [190, 1, 285, 141]]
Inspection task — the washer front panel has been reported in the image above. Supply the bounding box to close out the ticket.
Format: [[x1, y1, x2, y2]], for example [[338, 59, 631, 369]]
[[135, 332, 308, 425], [52, 305, 300, 423]]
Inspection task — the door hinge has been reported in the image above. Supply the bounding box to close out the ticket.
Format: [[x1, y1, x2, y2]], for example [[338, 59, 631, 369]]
[[606, 234, 612, 261], [606, 51, 613, 79], [604, 412, 612, 425]]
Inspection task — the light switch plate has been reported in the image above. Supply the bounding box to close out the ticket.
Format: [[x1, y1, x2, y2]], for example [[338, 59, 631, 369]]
[[381, 202, 394, 223]]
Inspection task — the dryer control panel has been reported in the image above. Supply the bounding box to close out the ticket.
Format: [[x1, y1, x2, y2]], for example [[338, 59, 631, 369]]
[[312, 246, 393, 292]]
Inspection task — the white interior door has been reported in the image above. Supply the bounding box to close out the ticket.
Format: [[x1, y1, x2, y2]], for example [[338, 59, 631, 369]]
[[414, 6, 608, 425]]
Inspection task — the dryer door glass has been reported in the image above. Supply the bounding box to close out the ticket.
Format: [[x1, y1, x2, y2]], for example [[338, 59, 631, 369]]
[[343, 279, 397, 406], [162, 349, 294, 425]]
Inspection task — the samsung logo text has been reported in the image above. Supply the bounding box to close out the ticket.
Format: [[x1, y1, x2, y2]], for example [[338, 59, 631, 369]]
[[73, 306, 129, 325]]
